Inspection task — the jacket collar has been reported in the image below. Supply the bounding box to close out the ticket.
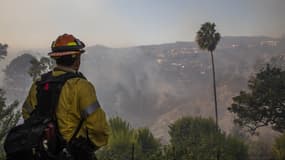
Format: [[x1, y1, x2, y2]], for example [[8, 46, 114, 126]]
[[53, 65, 77, 73]]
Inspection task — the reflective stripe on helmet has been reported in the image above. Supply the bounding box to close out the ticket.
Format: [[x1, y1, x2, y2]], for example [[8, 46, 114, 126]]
[[49, 51, 82, 57], [67, 42, 77, 46], [81, 101, 101, 119]]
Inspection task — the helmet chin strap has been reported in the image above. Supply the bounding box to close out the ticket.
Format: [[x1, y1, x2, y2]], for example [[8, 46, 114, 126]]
[[71, 57, 81, 72], [72, 66, 80, 72]]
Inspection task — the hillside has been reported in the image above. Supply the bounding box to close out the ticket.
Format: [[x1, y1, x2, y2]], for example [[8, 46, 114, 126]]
[[2, 36, 285, 140], [82, 36, 285, 140]]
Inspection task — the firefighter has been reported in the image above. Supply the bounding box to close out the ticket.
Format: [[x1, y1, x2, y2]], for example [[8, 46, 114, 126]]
[[22, 33, 109, 159]]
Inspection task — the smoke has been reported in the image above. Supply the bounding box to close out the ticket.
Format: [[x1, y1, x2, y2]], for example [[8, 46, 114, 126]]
[[79, 36, 285, 135], [80, 43, 217, 127], [81, 46, 178, 126]]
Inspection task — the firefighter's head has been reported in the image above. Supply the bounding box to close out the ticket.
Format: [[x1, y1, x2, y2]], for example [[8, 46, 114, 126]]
[[49, 34, 85, 71]]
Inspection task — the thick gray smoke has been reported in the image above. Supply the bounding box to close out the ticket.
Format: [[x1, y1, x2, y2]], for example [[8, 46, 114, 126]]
[[81, 46, 184, 126], [81, 43, 219, 127]]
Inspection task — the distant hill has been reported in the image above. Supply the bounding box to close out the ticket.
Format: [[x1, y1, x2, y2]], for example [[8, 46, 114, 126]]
[[2, 36, 285, 140], [82, 36, 285, 140]]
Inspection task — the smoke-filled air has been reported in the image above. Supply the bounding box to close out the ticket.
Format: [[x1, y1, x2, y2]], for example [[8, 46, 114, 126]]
[[1, 0, 285, 160]]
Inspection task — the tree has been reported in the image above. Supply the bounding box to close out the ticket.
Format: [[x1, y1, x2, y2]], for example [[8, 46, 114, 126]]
[[0, 45, 20, 160], [168, 116, 248, 160], [196, 22, 221, 129], [0, 90, 20, 159], [96, 117, 137, 160], [221, 135, 248, 160], [28, 56, 55, 81], [97, 117, 163, 160], [169, 117, 218, 160], [273, 133, 285, 160], [136, 128, 161, 160], [248, 139, 274, 160], [228, 64, 285, 133], [0, 43, 8, 60], [3, 54, 35, 102]]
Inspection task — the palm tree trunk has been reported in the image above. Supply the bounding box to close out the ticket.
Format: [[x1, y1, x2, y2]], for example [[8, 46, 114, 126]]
[[210, 51, 218, 130], [210, 51, 220, 160]]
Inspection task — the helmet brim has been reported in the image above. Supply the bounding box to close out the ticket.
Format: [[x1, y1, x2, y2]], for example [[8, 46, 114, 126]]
[[48, 50, 85, 57]]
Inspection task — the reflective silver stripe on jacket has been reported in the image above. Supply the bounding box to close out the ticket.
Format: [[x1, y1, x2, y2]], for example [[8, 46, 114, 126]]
[[23, 101, 34, 114], [81, 101, 101, 119]]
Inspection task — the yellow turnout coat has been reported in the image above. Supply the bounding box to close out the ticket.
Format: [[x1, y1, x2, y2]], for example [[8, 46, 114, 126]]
[[22, 67, 109, 148]]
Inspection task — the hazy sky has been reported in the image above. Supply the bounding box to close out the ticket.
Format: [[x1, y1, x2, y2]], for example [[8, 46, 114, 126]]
[[1, 0, 285, 49]]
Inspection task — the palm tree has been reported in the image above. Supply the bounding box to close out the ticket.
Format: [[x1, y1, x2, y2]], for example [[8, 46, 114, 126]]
[[196, 22, 221, 130]]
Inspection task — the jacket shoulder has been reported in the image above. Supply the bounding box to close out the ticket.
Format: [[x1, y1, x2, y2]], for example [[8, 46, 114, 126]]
[[67, 76, 95, 89]]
